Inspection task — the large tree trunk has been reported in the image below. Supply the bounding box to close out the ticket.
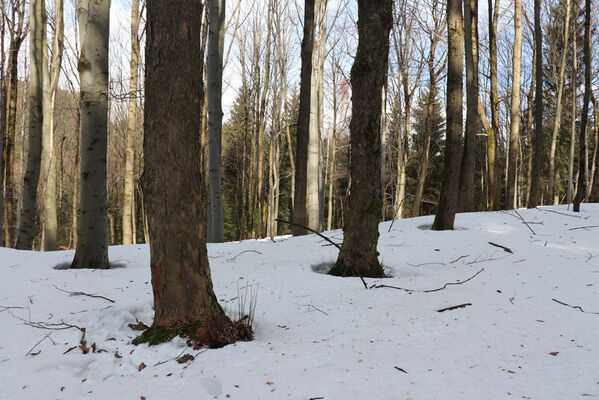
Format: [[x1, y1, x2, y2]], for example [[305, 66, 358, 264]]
[[122, 0, 140, 245], [458, 0, 478, 212], [70, 0, 110, 268], [141, 0, 240, 347], [573, 0, 591, 212], [207, 0, 226, 242], [528, 0, 544, 208], [307, 0, 325, 232], [292, 0, 317, 236], [0, 18, 4, 246], [40, 0, 64, 251], [330, 0, 391, 278], [432, 0, 464, 230], [506, 0, 523, 210], [588, 93, 599, 201], [486, 0, 500, 210], [547, 0, 572, 204], [15, 0, 45, 249]]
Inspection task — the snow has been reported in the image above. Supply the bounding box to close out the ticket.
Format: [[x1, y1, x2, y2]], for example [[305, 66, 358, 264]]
[[1, 205, 598, 399]]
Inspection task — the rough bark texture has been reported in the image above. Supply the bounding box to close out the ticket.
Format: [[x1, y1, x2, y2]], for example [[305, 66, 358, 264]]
[[207, 0, 226, 243], [330, 0, 391, 278], [122, 0, 140, 245], [573, 0, 591, 212], [547, 0, 571, 203], [15, 0, 44, 249], [432, 0, 463, 230], [528, 0, 544, 208], [292, 0, 316, 236], [506, 0, 523, 210], [567, 29, 577, 205], [141, 0, 238, 346], [589, 94, 599, 201], [70, 0, 110, 268], [458, 0, 478, 212]]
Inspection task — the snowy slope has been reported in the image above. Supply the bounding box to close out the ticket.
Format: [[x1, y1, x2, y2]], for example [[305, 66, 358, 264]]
[[1, 205, 598, 400]]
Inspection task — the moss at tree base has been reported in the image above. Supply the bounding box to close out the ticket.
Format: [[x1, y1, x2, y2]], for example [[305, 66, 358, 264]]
[[328, 258, 385, 278], [132, 317, 253, 349]]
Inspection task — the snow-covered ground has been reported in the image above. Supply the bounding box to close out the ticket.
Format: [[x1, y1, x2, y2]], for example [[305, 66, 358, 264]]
[[1, 205, 598, 399]]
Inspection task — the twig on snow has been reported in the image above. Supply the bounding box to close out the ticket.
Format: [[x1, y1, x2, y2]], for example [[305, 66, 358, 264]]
[[450, 255, 469, 264], [370, 268, 484, 293], [488, 242, 513, 253], [466, 254, 509, 265], [394, 366, 408, 373], [226, 250, 263, 261], [513, 209, 536, 235], [26, 332, 53, 356], [552, 299, 599, 314], [276, 218, 368, 289], [436, 303, 472, 312], [0, 305, 25, 313], [535, 207, 583, 218], [407, 262, 445, 267], [568, 225, 599, 231], [53, 284, 115, 303], [306, 303, 328, 316]]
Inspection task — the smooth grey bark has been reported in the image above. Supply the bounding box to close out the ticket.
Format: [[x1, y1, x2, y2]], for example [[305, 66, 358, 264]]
[[15, 0, 44, 249], [207, 0, 226, 243], [122, 0, 140, 245], [432, 0, 463, 230], [506, 0, 523, 210], [71, 0, 110, 269], [41, 0, 64, 251], [567, 25, 577, 205]]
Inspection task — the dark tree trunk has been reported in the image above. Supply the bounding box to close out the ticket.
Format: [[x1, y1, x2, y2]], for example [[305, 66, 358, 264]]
[[487, 0, 500, 210], [141, 0, 239, 347], [458, 0, 478, 212], [528, 0, 544, 208], [292, 0, 316, 236], [432, 0, 464, 230], [573, 0, 591, 212], [330, 0, 391, 278]]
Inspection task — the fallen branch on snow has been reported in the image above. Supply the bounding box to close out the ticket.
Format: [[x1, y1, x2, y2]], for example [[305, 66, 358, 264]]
[[0, 305, 25, 313], [226, 250, 263, 261], [535, 207, 584, 218], [488, 242, 513, 253], [552, 299, 599, 315], [437, 303, 472, 312], [370, 268, 484, 293], [568, 225, 599, 231], [26, 332, 55, 356], [53, 284, 115, 303]]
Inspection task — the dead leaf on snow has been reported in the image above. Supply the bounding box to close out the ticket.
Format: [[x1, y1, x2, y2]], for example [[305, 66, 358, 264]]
[[138, 362, 147, 372]]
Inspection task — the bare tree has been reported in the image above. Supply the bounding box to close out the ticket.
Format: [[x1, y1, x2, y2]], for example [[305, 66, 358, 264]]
[[70, 0, 110, 268], [432, 0, 463, 230], [506, 0, 524, 210], [330, 0, 391, 278], [15, 0, 44, 249]]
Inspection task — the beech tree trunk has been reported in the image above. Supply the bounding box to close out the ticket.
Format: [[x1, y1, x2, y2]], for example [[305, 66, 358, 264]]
[[528, 0, 544, 208], [568, 28, 577, 205], [70, 0, 110, 268], [15, 0, 44, 249], [142, 0, 238, 346], [506, 0, 523, 210], [292, 0, 317, 236], [122, 0, 140, 245], [207, 0, 226, 243], [573, 0, 591, 212], [330, 0, 391, 278], [40, 0, 64, 251], [432, 0, 463, 230], [458, 0, 478, 212]]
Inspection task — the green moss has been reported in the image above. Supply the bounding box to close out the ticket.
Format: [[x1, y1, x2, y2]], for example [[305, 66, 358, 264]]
[[132, 321, 203, 346]]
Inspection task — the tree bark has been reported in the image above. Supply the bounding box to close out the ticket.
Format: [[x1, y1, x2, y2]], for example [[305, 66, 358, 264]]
[[330, 0, 391, 278], [70, 0, 110, 268], [142, 0, 238, 347], [15, 0, 44, 249], [506, 0, 523, 210], [573, 0, 591, 212], [207, 0, 226, 243], [292, 0, 316, 236], [122, 0, 140, 245], [528, 0, 544, 208], [458, 0, 478, 212], [432, 0, 464, 230], [588, 93, 599, 201], [487, 0, 500, 210]]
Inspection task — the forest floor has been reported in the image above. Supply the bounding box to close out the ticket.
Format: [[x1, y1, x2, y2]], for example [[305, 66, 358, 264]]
[[1, 205, 598, 399]]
